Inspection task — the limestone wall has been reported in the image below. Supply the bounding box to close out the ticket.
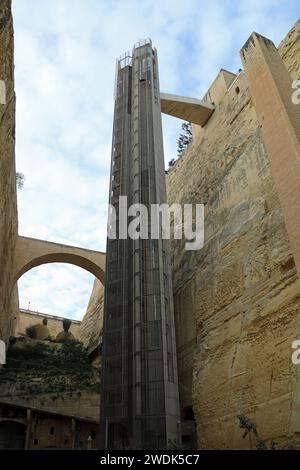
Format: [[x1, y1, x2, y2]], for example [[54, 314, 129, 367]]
[[1, 391, 100, 422], [278, 19, 300, 80], [17, 310, 81, 340], [167, 20, 300, 449], [0, 401, 99, 449], [0, 0, 18, 344], [78, 279, 104, 354], [75, 19, 300, 449], [26, 414, 99, 449], [0, 337, 100, 421]]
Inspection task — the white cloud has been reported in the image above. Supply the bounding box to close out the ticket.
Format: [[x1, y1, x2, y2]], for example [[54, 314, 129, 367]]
[[20, 263, 94, 320], [12, 0, 299, 319]]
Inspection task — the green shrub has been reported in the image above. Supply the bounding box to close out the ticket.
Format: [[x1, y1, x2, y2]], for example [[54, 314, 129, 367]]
[[63, 318, 72, 332], [25, 325, 37, 339]]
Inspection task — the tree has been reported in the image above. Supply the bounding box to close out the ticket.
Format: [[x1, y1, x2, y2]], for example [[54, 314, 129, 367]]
[[16, 172, 25, 190], [25, 325, 37, 339], [177, 121, 192, 157], [63, 318, 72, 333], [168, 158, 176, 168], [55, 319, 75, 343]]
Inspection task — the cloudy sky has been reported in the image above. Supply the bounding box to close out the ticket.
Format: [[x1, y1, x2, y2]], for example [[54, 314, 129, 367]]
[[12, 0, 299, 320]]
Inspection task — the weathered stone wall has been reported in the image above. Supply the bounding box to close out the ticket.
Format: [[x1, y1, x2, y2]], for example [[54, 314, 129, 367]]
[[17, 310, 81, 340], [26, 414, 99, 449], [0, 0, 18, 344], [0, 390, 100, 422], [167, 20, 300, 449], [76, 19, 300, 449], [278, 19, 300, 79], [78, 279, 104, 355], [0, 401, 99, 449], [0, 337, 100, 420]]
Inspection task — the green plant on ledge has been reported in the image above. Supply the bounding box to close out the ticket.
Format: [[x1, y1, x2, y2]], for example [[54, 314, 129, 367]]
[[0, 339, 100, 396], [25, 325, 37, 339], [237, 414, 276, 450]]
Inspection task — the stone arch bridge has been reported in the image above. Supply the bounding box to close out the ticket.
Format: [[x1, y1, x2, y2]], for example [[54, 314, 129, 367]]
[[13, 236, 106, 286]]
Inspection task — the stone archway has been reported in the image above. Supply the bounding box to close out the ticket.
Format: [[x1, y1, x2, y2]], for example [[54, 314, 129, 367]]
[[13, 236, 106, 285], [0, 420, 26, 448]]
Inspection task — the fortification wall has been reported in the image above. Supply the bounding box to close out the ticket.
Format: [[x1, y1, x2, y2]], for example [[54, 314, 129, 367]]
[[78, 279, 104, 355], [278, 19, 300, 79], [17, 310, 81, 340], [0, 0, 19, 344], [63, 19, 300, 449], [0, 391, 100, 422], [167, 20, 300, 449], [0, 337, 100, 421]]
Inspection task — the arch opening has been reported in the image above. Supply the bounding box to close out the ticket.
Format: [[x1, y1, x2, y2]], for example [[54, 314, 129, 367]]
[[13, 236, 106, 293], [15, 252, 105, 286], [17, 263, 97, 324], [0, 421, 26, 449]]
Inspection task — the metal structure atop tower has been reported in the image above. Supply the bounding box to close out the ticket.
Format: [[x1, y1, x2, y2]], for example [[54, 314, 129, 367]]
[[100, 40, 180, 450]]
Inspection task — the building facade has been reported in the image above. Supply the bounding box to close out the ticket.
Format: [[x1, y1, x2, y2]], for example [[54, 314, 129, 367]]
[[0, 401, 99, 449], [100, 40, 180, 450]]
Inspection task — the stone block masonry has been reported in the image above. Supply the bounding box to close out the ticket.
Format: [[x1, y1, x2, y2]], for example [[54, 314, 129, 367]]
[[79, 19, 300, 449], [241, 32, 300, 280], [167, 19, 300, 449], [1, 0, 300, 449], [0, 0, 19, 344], [0, 1, 105, 346]]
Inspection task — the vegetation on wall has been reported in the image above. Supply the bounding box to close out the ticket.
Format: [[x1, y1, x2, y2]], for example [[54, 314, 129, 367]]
[[177, 121, 192, 157], [0, 339, 100, 398], [25, 325, 37, 339], [16, 172, 25, 189], [167, 121, 193, 170], [55, 318, 75, 343], [237, 415, 276, 450]]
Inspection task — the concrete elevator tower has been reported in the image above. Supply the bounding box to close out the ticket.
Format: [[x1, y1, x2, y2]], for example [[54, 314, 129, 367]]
[[100, 39, 180, 450]]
